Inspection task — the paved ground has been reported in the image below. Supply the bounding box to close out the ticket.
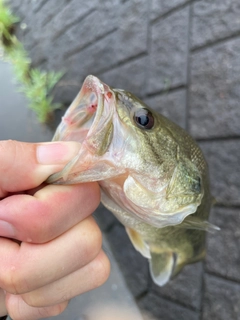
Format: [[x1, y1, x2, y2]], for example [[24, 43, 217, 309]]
[[4, 1, 240, 319], [0, 60, 143, 320]]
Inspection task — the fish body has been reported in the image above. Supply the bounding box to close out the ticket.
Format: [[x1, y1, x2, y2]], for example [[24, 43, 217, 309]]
[[48, 75, 214, 286]]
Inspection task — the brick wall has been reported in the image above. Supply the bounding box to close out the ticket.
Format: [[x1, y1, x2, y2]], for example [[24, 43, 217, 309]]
[[10, 1, 240, 319]]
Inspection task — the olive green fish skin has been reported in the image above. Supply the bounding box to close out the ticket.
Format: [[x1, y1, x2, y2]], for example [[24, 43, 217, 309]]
[[103, 90, 212, 278], [48, 75, 213, 286]]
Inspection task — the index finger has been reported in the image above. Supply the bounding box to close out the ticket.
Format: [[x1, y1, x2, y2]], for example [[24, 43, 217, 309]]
[[0, 140, 80, 196]]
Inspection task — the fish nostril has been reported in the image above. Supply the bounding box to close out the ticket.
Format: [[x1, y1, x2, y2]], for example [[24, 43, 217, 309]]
[[192, 176, 201, 193]]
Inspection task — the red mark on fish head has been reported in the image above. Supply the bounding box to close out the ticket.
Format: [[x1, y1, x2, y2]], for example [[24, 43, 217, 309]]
[[87, 104, 97, 114], [63, 116, 73, 125], [107, 92, 112, 99]]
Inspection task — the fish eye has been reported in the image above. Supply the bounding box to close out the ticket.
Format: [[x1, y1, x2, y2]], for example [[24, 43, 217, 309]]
[[134, 108, 154, 130]]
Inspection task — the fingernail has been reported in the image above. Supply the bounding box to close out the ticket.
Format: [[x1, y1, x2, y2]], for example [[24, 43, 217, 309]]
[[37, 142, 80, 165], [0, 221, 16, 238]]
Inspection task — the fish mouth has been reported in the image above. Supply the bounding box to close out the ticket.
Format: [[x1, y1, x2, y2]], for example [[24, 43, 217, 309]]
[[47, 75, 116, 184], [53, 75, 114, 153]]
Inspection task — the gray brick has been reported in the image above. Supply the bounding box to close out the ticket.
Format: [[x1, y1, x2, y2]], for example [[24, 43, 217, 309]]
[[39, 0, 147, 73], [147, 7, 189, 94], [27, 41, 47, 67], [151, 262, 203, 310], [48, 0, 97, 38], [202, 274, 240, 320], [49, 31, 119, 104], [138, 291, 200, 320], [151, 0, 190, 20], [35, 0, 69, 27], [23, 0, 97, 58], [9, 0, 31, 19], [13, 0, 72, 66], [51, 70, 81, 105], [144, 89, 187, 129], [40, 37, 65, 71], [192, 0, 240, 49], [32, 0, 47, 12], [206, 207, 240, 282], [9, 0, 23, 12], [67, 31, 119, 79], [32, 0, 48, 13], [99, 56, 148, 97], [23, 0, 68, 41], [14, 0, 147, 85], [53, 9, 117, 61], [107, 224, 149, 297], [95, 0, 121, 25], [189, 38, 240, 139], [116, 0, 148, 61], [10, 1, 35, 43], [199, 140, 240, 206]]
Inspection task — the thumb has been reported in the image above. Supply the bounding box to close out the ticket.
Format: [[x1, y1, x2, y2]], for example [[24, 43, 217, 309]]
[[0, 140, 80, 195]]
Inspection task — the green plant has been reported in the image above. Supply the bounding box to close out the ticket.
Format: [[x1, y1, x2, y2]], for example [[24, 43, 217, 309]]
[[7, 42, 31, 82], [0, 0, 63, 123], [0, 0, 19, 46], [22, 69, 63, 123]]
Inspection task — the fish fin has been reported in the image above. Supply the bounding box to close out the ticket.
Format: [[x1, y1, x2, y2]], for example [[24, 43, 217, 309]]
[[172, 249, 206, 277], [126, 228, 151, 259], [149, 251, 175, 286], [178, 216, 220, 233]]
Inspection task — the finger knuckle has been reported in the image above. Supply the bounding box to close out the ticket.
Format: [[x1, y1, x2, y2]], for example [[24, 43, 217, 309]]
[[43, 301, 68, 317], [6, 295, 24, 320], [21, 292, 37, 307], [86, 218, 103, 257], [92, 251, 111, 288], [73, 217, 103, 266], [3, 267, 27, 294]]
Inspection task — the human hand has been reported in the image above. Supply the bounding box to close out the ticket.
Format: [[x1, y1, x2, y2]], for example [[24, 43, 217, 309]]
[[0, 140, 110, 320]]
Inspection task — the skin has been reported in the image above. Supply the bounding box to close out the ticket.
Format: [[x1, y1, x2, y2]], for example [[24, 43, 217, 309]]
[[0, 140, 110, 320]]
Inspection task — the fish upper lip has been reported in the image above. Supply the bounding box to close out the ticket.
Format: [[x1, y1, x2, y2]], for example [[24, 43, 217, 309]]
[[82, 75, 111, 133], [84, 76, 115, 155], [64, 75, 115, 153]]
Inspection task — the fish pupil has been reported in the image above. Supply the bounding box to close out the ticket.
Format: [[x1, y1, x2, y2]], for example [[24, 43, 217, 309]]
[[137, 115, 149, 126], [134, 108, 154, 129]]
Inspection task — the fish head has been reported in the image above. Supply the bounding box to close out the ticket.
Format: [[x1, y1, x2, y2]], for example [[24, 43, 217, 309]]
[[48, 75, 204, 228]]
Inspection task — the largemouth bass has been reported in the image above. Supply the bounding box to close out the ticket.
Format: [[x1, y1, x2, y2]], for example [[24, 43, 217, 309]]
[[47, 75, 217, 286]]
